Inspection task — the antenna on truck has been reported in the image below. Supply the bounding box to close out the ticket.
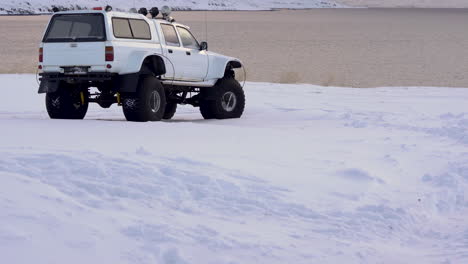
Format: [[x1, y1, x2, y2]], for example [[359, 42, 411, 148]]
[[204, 10, 209, 43]]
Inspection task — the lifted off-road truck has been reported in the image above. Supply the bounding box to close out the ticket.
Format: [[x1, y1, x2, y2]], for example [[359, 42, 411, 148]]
[[38, 6, 245, 122]]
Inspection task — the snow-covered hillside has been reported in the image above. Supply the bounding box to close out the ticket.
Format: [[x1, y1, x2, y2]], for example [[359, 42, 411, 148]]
[[0, 0, 343, 14], [1, 74, 468, 263]]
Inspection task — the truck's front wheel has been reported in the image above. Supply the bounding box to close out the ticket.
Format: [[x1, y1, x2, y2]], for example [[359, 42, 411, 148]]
[[122, 76, 167, 122], [45, 84, 89, 120], [200, 78, 245, 119]]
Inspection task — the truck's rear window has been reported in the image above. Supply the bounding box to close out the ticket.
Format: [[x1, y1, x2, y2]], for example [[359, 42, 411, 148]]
[[43, 14, 106, 42]]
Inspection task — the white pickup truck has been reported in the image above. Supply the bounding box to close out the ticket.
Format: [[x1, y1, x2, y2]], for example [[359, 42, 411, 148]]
[[38, 6, 245, 122]]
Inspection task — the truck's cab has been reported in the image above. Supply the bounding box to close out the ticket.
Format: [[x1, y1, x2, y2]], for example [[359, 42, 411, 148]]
[[39, 6, 245, 122]]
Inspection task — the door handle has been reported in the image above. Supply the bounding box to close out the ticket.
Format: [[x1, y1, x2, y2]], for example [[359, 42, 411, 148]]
[[168, 49, 173, 54], [186, 51, 191, 56]]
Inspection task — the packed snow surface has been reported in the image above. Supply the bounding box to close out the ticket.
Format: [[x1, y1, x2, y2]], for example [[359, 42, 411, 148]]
[[0, 0, 343, 14], [1, 74, 468, 263]]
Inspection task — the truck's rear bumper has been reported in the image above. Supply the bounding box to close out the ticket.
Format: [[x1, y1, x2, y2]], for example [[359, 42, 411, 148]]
[[38, 72, 115, 93], [39, 72, 114, 82], [38, 72, 142, 94]]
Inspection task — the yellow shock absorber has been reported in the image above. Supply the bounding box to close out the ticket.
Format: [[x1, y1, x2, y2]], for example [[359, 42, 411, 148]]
[[80, 91, 85, 105], [117, 92, 121, 106]]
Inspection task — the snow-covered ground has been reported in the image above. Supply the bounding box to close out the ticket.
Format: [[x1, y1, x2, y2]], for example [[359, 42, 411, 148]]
[[1, 74, 467, 263], [0, 0, 343, 14]]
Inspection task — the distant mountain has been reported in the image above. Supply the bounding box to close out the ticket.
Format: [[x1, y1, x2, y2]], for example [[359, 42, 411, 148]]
[[0, 0, 345, 14]]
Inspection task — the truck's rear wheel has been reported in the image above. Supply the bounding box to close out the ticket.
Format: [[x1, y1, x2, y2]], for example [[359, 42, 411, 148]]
[[45, 84, 89, 120], [200, 78, 245, 119], [122, 76, 167, 122]]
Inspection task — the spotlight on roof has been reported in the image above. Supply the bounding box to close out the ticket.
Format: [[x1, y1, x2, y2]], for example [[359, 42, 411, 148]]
[[105, 5, 112, 12], [149, 7, 159, 18], [161, 6, 175, 22], [138, 7, 148, 16], [161, 6, 172, 17]]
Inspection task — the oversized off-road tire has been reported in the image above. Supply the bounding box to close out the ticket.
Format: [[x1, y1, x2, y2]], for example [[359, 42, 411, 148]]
[[45, 84, 89, 120], [163, 101, 177, 120], [200, 78, 245, 119], [122, 76, 167, 122]]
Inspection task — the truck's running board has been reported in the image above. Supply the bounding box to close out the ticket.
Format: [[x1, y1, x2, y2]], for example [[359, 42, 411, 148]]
[[162, 79, 216, 87]]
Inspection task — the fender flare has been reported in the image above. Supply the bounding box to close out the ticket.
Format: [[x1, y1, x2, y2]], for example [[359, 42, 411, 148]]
[[140, 55, 166, 76], [223, 60, 243, 78], [115, 55, 166, 93], [226, 60, 242, 69]]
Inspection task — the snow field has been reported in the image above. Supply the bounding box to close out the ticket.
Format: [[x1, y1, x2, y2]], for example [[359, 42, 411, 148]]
[[0, 74, 468, 263]]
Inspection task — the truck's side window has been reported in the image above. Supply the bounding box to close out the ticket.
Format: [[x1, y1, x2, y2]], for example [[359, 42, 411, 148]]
[[161, 24, 180, 47], [112, 18, 151, 40], [177, 27, 200, 50], [129, 19, 151, 40], [113, 18, 132, 38]]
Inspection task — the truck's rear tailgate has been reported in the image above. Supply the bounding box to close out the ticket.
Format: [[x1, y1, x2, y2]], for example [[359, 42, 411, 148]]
[[43, 42, 106, 67]]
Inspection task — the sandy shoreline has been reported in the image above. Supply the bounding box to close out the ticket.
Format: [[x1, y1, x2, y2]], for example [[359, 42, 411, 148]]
[[1, 9, 468, 87]]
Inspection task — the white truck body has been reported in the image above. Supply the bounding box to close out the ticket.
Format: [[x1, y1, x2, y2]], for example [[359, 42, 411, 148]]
[[39, 10, 242, 87], [38, 7, 245, 122]]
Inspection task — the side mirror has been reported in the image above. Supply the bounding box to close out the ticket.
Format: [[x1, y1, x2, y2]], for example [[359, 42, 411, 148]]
[[200, 41, 208, 51]]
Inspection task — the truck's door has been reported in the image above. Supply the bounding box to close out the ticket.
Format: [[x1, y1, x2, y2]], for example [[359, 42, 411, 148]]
[[159, 23, 185, 81], [175, 26, 209, 81]]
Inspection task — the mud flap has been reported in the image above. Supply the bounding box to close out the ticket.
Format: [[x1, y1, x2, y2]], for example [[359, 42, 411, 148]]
[[113, 73, 140, 93], [38, 80, 59, 94]]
